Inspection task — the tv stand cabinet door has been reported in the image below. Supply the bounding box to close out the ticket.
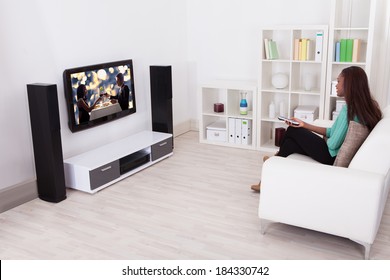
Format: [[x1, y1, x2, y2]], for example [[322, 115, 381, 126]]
[[89, 160, 120, 190], [151, 137, 173, 161]]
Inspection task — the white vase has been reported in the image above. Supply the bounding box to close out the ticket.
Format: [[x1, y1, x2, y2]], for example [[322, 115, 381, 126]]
[[269, 101, 275, 119], [271, 73, 289, 89], [303, 73, 315, 91]]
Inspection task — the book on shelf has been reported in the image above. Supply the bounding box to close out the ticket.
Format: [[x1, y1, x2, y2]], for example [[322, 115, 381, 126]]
[[264, 38, 270, 59], [306, 39, 311, 60], [346, 39, 353, 62], [294, 38, 299, 60], [335, 41, 341, 62], [340, 39, 347, 62], [335, 38, 362, 62], [300, 38, 307, 61], [294, 38, 311, 61], [352, 39, 361, 62], [268, 40, 279, 60]]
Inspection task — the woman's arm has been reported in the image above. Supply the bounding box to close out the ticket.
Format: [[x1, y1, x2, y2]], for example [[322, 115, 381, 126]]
[[287, 117, 327, 136], [91, 97, 101, 108], [78, 99, 92, 112], [78, 97, 101, 112]]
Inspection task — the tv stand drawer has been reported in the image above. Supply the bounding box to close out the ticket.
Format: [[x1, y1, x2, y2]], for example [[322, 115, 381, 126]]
[[89, 160, 120, 190], [151, 137, 173, 161]]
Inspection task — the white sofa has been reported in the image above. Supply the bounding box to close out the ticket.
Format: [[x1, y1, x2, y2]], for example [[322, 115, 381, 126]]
[[259, 106, 390, 259]]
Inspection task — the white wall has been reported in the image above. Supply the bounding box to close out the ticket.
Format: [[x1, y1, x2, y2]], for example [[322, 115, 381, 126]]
[[186, 0, 332, 122], [0, 0, 189, 190]]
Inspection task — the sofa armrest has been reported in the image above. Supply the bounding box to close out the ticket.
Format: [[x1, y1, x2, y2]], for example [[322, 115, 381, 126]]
[[259, 156, 385, 244]]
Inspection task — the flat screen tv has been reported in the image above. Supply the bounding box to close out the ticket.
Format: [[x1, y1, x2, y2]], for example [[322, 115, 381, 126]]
[[63, 59, 136, 132]]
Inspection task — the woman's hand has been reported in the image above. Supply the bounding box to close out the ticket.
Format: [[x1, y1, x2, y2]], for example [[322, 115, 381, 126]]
[[286, 117, 305, 128]]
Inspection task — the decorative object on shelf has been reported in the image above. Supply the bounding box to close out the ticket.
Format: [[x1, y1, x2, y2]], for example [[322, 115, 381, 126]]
[[239, 91, 248, 115], [268, 101, 275, 119], [294, 105, 319, 123], [206, 120, 227, 142], [271, 73, 288, 89], [214, 103, 224, 113], [303, 73, 315, 91], [279, 101, 286, 117], [275, 127, 286, 147]]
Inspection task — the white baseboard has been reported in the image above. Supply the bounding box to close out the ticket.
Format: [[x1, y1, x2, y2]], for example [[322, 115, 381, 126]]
[[173, 120, 191, 137], [173, 119, 199, 137], [0, 179, 38, 213]]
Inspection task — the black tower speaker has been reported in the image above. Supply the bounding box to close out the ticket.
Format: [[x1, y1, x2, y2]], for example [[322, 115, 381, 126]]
[[150, 66, 173, 146], [27, 83, 67, 203]]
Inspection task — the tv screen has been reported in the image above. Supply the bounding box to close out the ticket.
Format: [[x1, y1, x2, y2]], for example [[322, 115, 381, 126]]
[[63, 59, 136, 132]]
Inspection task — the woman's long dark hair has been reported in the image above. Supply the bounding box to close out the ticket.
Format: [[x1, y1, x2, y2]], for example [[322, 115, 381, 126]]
[[76, 84, 87, 100], [341, 66, 382, 131]]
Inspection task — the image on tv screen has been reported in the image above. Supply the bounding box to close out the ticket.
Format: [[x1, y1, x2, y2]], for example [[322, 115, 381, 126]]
[[70, 64, 134, 125]]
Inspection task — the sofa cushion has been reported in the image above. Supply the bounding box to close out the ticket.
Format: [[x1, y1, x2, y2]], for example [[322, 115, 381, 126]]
[[333, 121, 369, 168]]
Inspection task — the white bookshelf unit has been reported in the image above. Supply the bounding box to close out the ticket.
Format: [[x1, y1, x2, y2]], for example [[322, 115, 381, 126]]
[[199, 80, 257, 149], [324, 0, 378, 120], [64, 131, 173, 194], [258, 25, 329, 152]]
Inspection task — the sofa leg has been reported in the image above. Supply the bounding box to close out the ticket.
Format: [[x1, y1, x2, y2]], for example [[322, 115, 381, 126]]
[[260, 219, 272, 235], [351, 239, 371, 260]]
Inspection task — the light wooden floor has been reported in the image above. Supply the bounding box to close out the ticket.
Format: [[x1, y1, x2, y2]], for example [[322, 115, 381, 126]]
[[1, 131, 390, 260]]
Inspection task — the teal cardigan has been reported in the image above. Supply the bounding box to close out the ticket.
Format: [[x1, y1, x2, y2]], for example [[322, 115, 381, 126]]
[[326, 105, 358, 157]]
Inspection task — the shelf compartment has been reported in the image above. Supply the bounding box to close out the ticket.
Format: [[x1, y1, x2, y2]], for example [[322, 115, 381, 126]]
[[201, 87, 227, 116], [227, 88, 254, 117], [262, 29, 292, 60], [291, 62, 322, 92]]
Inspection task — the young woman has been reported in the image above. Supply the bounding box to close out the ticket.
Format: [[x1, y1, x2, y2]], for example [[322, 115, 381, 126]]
[[251, 66, 382, 192]]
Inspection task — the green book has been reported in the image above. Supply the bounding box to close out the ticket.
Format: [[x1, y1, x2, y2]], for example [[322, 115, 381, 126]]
[[268, 40, 279, 60], [340, 39, 347, 62], [346, 39, 354, 62]]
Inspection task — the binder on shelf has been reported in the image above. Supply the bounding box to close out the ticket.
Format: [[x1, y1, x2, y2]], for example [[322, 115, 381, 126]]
[[315, 31, 323, 61], [352, 39, 361, 62], [346, 39, 353, 62], [264, 38, 270, 59], [340, 39, 347, 62], [335, 41, 341, 62], [241, 119, 252, 145], [268, 40, 279, 60], [228, 117, 235, 144], [234, 118, 242, 144]]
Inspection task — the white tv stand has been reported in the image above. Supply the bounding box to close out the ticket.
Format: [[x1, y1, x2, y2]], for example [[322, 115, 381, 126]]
[[63, 130, 173, 193]]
